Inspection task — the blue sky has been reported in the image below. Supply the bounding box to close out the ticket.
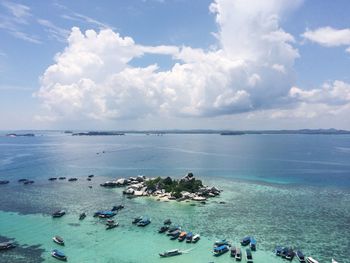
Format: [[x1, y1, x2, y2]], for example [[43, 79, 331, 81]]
[[0, 0, 350, 130]]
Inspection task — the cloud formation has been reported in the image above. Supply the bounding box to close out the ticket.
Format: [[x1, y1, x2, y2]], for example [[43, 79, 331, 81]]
[[302, 27, 350, 53], [37, 0, 305, 122]]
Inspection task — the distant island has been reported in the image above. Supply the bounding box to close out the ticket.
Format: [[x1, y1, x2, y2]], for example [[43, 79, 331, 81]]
[[6, 133, 35, 137], [72, 131, 125, 136]]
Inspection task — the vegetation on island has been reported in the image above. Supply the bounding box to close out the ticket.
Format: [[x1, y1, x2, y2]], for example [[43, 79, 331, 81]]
[[145, 173, 203, 199]]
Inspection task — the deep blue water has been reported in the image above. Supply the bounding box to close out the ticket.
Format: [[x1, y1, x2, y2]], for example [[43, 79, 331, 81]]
[[1, 133, 350, 187]]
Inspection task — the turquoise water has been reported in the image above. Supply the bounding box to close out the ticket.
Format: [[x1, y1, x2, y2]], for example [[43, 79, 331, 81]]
[[0, 133, 349, 262]]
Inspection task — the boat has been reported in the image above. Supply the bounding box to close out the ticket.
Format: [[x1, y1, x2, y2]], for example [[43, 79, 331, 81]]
[[68, 178, 77, 182], [53, 236, 64, 245], [167, 225, 180, 234], [106, 222, 119, 230], [186, 232, 193, 243], [24, 180, 34, 184], [169, 230, 181, 240], [235, 247, 242, 261], [51, 249, 67, 261], [158, 225, 169, 233], [132, 216, 143, 224], [306, 257, 319, 263], [281, 247, 289, 258], [250, 237, 256, 251], [246, 248, 253, 263], [88, 174, 94, 178], [213, 244, 229, 256], [79, 212, 86, 220], [274, 246, 283, 256], [192, 234, 200, 243], [214, 239, 230, 247], [286, 248, 295, 260], [230, 246, 236, 257], [296, 250, 306, 262], [178, 231, 187, 242], [0, 241, 16, 250], [49, 177, 57, 181], [58, 177, 66, 180], [96, 211, 116, 218], [240, 236, 251, 246], [137, 217, 151, 226], [52, 210, 66, 218], [18, 179, 27, 182], [111, 205, 124, 211], [159, 249, 182, 257], [0, 180, 9, 184], [332, 259, 338, 263], [164, 219, 172, 225]]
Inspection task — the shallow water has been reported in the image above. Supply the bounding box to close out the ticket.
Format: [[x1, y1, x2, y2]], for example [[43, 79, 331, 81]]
[[0, 133, 349, 262]]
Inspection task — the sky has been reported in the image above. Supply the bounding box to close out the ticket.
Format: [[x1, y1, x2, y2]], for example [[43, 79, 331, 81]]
[[0, 0, 350, 130]]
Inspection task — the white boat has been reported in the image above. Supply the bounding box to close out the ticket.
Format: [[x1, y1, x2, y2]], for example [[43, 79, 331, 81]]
[[192, 234, 200, 243], [159, 249, 182, 257], [332, 259, 338, 263], [306, 257, 319, 263], [52, 236, 64, 246]]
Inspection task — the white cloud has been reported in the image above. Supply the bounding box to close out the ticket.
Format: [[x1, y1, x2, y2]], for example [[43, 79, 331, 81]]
[[37, 19, 70, 43], [36, 0, 302, 122], [302, 27, 350, 53]]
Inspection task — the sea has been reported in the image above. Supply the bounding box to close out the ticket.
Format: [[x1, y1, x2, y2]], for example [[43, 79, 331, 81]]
[[0, 132, 349, 263]]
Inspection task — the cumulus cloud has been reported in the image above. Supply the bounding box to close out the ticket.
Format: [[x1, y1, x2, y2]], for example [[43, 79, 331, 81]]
[[302, 27, 350, 52], [37, 0, 303, 121]]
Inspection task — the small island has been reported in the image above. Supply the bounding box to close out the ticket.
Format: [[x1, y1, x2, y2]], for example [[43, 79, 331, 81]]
[[72, 131, 125, 136], [100, 173, 221, 201]]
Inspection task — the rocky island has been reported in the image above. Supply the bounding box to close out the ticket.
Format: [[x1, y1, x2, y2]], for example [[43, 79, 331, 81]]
[[100, 173, 221, 201]]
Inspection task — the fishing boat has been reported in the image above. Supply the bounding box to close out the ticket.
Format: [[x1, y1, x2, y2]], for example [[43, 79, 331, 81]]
[[192, 234, 200, 243], [186, 232, 193, 243], [24, 180, 34, 184], [88, 174, 94, 178], [58, 177, 66, 180], [281, 247, 289, 258], [178, 231, 187, 242], [306, 257, 319, 263], [0, 180, 9, 184], [0, 241, 16, 250], [167, 225, 180, 234], [240, 236, 251, 246], [170, 230, 181, 240], [132, 216, 143, 224], [250, 237, 256, 251], [159, 249, 182, 257], [158, 225, 169, 233], [98, 211, 116, 218], [51, 249, 67, 261], [246, 248, 253, 263], [52, 236, 64, 246], [68, 178, 78, 182], [296, 250, 306, 263], [332, 259, 338, 263], [79, 212, 86, 220], [111, 205, 124, 211], [164, 219, 172, 225], [275, 246, 284, 256], [235, 247, 242, 261], [214, 239, 230, 247], [230, 246, 236, 257], [52, 210, 66, 218], [106, 222, 119, 230], [49, 177, 57, 181], [286, 248, 295, 260], [137, 217, 151, 226], [18, 179, 27, 182], [213, 245, 229, 256]]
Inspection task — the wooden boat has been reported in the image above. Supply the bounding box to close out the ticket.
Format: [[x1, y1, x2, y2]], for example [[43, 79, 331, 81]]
[[296, 250, 306, 263], [246, 248, 253, 263], [240, 236, 251, 246], [306, 257, 319, 263], [52, 236, 64, 246], [79, 212, 86, 220], [159, 249, 182, 257], [230, 246, 236, 257], [213, 245, 229, 256], [52, 210, 66, 218], [178, 231, 187, 242], [51, 249, 67, 261], [192, 234, 200, 243], [235, 247, 242, 261]]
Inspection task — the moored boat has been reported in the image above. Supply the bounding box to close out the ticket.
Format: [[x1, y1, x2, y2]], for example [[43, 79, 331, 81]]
[[52, 210, 66, 218], [213, 244, 229, 256], [169, 230, 181, 240], [214, 239, 230, 247], [178, 231, 187, 242], [286, 248, 295, 260], [49, 177, 57, 181], [306, 257, 319, 263], [230, 246, 236, 257], [132, 216, 143, 224], [52, 236, 64, 246], [51, 249, 67, 261], [158, 225, 169, 233], [111, 205, 124, 211], [167, 225, 180, 234], [58, 177, 66, 180], [0, 180, 9, 184], [137, 217, 151, 226], [235, 247, 242, 261], [332, 259, 338, 263], [275, 246, 284, 256], [0, 241, 16, 250], [186, 232, 193, 243], [159, 249, 182, 257], [296, 250, 306, 263], [240, 236, 251, 246], [246, 248, 253, 263], [79, 212, 86, 220], [106, 221, 119, 230], [68, 178, 77, 182], [192, 234, 200, 243], [250, 237, 256, 251], [163, 219, 171, 225]]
